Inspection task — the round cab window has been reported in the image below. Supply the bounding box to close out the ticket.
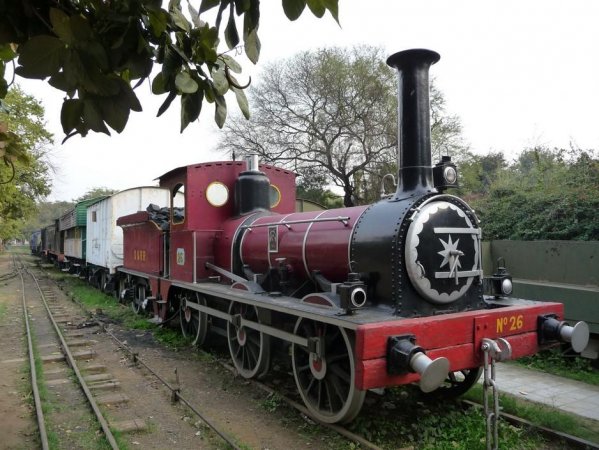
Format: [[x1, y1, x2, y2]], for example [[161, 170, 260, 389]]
[[269, 185, 281, 208], [206, 182, 229, 207]]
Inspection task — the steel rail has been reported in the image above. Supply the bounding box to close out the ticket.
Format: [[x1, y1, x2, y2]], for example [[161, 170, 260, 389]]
[[100, 325, 241, 450], [24, 264, 120, 450], [15, 256, 49, 450], [218, 361, 385, 450], [103, 322, 380, 450], [462, 399, 599, 449]]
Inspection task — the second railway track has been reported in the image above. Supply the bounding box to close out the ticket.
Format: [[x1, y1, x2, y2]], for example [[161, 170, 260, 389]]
[[12, 253, 243, 449], [11, 252, 597, 450], [10, 252, 380, 450], [16, 254, 122, 449]]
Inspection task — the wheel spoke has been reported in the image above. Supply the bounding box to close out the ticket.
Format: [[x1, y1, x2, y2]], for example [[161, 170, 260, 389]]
[[297, 363, 310, 372], [328, 373, 347, 403], [327, 352, 348, 365], [306, 376, 316, 394], [323, 379, 334, 413], [247, 334, 261, 347], [246, 341, 259, 365], [317, 380, 323, 410], [329, 363, 351, 384]]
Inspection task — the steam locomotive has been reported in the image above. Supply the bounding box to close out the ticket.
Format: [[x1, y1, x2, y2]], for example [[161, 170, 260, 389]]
[[102, 49, 590, 423]]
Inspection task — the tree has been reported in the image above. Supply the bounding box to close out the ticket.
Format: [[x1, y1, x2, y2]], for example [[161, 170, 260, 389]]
[[0, 0, 338, 142], [74, 186, 118, 202], [221, 46, 397, 207], [220, 45, 468, 206], [457, 151, 507, 198], [20, 200, 74, 238], [0, 85, 53, 244], [473, 146, 599, 240]]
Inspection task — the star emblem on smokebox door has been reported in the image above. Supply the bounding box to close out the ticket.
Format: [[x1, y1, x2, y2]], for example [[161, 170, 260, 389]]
[[438, 235, 462, 271]]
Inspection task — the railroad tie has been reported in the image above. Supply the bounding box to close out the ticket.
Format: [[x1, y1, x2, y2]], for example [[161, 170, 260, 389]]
[[64, 331, 85, 339], [44, 367, 68, 380], [84, 373, 113, 383], [82, 363, 107, 374], [67, 339, 96, 347], [110, 418, 147, 433], [72, 349, 95, 360], [42, 354, 65, 363], [88, 381, 121, 391], [46, 378, 70, 387], [95, 393, 129, 406]]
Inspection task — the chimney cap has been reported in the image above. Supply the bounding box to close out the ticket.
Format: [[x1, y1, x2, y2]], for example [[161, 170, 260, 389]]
[[386, 49, 440, 70]]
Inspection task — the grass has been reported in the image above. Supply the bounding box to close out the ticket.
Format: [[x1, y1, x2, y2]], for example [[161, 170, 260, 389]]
[[259, 392, 283, 413], [0, 302, 7, 320], [515, 347, 599, 386], [464, 384, 599, 444], [347, 386, 545, 450], [50, 272, 192, 350]]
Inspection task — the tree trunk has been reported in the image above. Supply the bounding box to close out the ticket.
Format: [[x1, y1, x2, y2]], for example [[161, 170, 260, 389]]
[[343, 184, 354, 207]]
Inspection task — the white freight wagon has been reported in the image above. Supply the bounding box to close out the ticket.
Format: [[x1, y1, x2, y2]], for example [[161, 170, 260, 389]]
[[86, 187, 170, 282]]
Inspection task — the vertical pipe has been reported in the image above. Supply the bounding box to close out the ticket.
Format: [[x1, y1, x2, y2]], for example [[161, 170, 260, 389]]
[[386, 49, 440, 197], [246, 154, 259, 172], [193, 231, 197, 283]]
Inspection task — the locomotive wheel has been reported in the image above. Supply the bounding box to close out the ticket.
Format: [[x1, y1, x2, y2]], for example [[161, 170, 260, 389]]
[[180, 293, 208, 346], [227, 302, 270, 379], [100, 271, 107, 292], [115, 277, 127, 303], [131, 284, 147, 315], [291, 319, 365, 424], [425, 367, 483, 398]]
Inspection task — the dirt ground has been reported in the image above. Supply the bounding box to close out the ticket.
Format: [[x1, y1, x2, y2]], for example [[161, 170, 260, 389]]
[[0, 251, 348, 449], [0, 256, 37, 448]]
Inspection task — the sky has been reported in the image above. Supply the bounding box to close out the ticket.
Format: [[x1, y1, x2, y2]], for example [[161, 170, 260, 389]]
[[16, 0, 599, 201]]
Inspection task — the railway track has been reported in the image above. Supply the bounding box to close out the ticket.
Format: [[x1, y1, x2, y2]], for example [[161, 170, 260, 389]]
[[102, 323, 598, 450], [101, 325, 384, 450], [23, 255, 597, 450], [14, 253, 119, 449], [22, 253, 375, 449], [12, 254, 231, 449]]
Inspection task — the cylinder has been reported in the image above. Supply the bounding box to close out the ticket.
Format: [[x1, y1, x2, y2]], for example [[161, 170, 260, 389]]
[[386, 49, 440, 196]]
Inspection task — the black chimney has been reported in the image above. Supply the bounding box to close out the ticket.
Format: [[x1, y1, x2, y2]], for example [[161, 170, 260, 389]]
[[386, 49, 440, 198], [234, 155, 271, 215]]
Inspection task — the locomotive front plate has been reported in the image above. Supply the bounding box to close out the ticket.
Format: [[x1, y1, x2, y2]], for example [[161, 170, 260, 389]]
[[405, 200, 481, 304]]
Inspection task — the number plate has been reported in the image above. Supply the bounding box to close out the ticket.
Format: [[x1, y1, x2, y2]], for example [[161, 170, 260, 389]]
[[474, 313, 527, 357], [495, 314, 524, 334]]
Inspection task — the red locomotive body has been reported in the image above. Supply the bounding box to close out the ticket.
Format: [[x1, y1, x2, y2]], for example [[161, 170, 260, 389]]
[[239, 206, 368, 282], [118, 211, 164, 276], [114, 49, 589, 424]]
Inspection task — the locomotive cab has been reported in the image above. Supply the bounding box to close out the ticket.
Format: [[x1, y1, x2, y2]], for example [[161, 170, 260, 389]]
[[156, 161, 296, 283]]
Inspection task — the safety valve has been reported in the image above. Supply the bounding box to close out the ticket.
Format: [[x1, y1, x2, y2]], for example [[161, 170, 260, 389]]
[[387, 335, 450, 393], [538, 314, 590, 353]]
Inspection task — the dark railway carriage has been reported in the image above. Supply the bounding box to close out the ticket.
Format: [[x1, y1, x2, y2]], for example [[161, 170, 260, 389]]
[[41, 220, 63, 264], [30, 230, 41, 255], [115, 49, 589, 424]]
